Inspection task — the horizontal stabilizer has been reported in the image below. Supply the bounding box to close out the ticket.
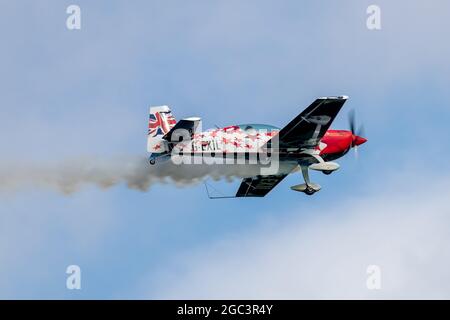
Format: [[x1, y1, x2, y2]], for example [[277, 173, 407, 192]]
[[163, 117, 201, 143]]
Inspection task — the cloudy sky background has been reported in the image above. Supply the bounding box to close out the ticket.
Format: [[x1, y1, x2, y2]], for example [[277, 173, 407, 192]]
[[0, 0, 449, 298]]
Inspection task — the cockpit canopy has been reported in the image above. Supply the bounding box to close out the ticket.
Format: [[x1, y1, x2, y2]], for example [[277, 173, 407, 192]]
[[206, 124, 279, 134], [237, 124, 279, 132]]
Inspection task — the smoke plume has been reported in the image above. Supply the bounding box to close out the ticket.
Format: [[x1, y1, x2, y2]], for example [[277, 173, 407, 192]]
[[0, 156, 290, 194]]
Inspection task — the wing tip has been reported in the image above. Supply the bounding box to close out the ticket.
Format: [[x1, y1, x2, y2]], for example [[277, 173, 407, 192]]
[[318, 95, 349, 100]]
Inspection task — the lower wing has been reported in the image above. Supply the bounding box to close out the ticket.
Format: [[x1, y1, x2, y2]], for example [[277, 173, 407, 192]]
[[235, 173, 291, 197]]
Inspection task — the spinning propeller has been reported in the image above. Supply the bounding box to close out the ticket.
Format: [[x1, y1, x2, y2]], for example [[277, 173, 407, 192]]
[[348, 109, 367, 158]]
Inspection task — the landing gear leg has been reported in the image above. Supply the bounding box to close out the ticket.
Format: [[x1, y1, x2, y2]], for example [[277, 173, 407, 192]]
[[301, 165, 311, 186], [301, 166, 316, 195]]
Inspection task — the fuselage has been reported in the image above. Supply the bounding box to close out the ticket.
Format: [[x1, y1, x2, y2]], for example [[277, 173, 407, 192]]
[[170, 124, 366, 163]]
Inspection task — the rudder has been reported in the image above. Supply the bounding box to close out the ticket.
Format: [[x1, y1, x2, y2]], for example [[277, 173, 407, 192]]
[[147, 105, 176, 153]]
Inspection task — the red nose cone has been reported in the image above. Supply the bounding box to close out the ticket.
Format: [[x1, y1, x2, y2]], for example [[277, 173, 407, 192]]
[[354, 135, 367, 146]]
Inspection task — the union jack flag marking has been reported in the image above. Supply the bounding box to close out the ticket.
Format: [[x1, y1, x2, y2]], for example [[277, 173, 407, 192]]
[[148, 111, 176, 137]]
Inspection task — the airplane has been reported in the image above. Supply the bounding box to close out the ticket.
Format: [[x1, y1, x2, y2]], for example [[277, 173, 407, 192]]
[[147, 96, 367, 197]]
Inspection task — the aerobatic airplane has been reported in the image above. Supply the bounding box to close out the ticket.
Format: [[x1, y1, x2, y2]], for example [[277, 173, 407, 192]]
[[147, 96, 367, 197]]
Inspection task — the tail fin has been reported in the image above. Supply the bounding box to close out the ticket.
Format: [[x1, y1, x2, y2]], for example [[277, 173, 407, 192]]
[[147, 105, 177, 153]]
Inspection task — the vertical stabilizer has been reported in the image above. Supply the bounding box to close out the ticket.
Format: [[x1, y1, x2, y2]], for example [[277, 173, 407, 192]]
[[147, 105, 176, 153]]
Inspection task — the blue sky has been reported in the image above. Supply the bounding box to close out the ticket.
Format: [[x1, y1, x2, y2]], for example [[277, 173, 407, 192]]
[[1, 1, 450, 299]]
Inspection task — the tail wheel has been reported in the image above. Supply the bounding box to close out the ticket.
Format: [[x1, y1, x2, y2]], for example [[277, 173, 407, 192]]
[[149, 159, 156, 165]]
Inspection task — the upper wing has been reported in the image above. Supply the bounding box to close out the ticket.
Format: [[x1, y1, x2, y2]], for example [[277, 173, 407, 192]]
[[235, 174, 289, 197], [272, 96, 348, 150], [235, 97, 347, 198]]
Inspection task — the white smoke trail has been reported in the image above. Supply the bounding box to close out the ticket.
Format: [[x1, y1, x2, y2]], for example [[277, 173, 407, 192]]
[[0, 156, 296, 194]]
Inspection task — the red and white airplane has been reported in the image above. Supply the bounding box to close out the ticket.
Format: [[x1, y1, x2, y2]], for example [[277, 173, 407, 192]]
[[147, 96, 367, 197]]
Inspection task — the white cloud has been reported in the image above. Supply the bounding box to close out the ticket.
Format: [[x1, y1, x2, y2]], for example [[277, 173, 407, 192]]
[[146, 174, 450, 299]]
